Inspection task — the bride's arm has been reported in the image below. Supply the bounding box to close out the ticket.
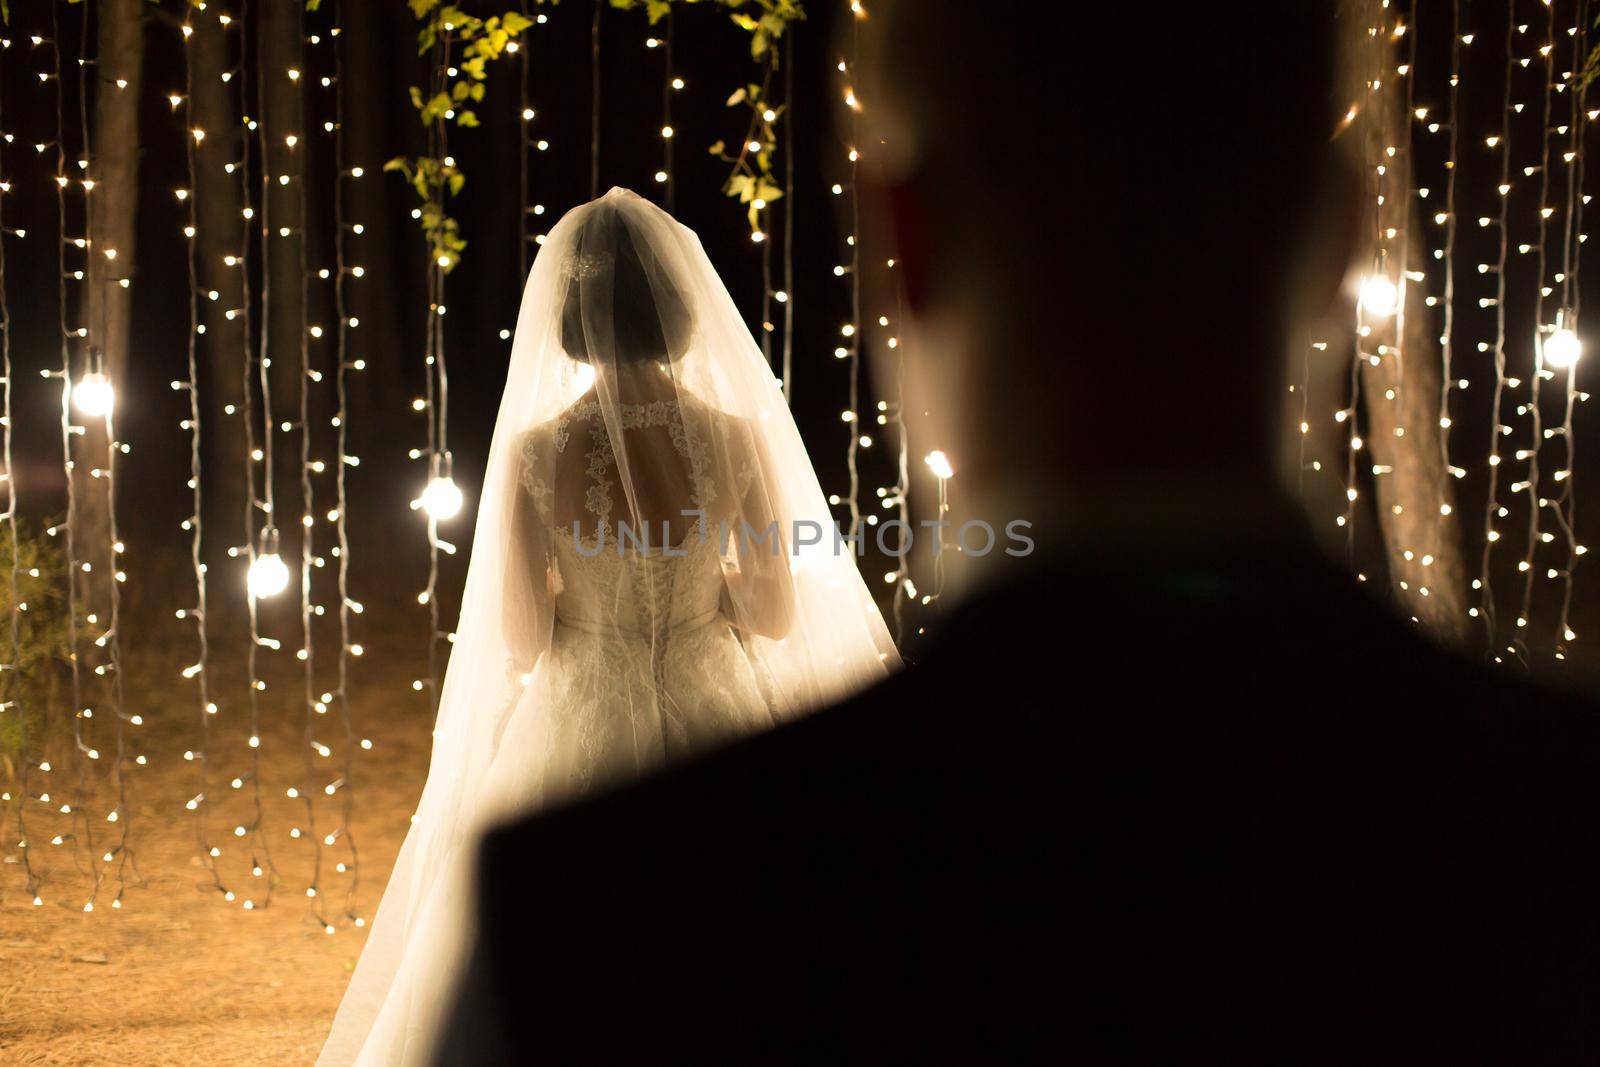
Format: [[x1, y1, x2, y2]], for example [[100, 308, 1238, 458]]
[[720, 428, 795, 640], [503, 446, 555, 672]]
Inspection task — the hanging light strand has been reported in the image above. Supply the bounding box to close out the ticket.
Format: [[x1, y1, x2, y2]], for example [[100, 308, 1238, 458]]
[[517, 1, 551, 264], [518, 0, 532, 282], [92, 0, 136, 913], [1478, 1, 1518, 648], [330, 0, 362, 924], [1395, 0, 1423, 590], [241, 0, 279, 907], [49, 0, 96, 904], [888, 286, 912, 643], [416, 25, 452, 713], [0, 27, 39, 905], [295, 0, 327, 927], [1440, 0, 1462, 482], [780, 29, 795, 402], [661, 8, 675, 211], [1513, 0, 1559, 650], [1342, 6, 1382, 567], [842, 10, 863, 542], [590, 0, 601, 199], [1552, 0, 1589, 657], [764, 48, 784, 375], [179, 3, 223, 901]]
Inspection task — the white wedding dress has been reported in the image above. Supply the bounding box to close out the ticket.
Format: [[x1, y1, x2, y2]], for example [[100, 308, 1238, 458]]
[[318, 190, 899, 1066], [500, 396, 780, 803]]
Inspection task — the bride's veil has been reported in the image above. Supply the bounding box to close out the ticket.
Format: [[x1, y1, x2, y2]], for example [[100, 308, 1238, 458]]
[[319, 188, 899, 1064]]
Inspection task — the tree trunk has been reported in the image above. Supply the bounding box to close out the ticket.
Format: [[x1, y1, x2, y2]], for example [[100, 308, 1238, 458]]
[[1357, 26, 1471, 647], [1360, 281, 1471, 644], [76, 0, 145, 633]]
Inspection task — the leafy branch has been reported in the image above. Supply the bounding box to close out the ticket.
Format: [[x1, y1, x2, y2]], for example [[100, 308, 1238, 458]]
[[611, 0, 804, 234], [389, 0, 537, 272], [390, 0, 803, 264]]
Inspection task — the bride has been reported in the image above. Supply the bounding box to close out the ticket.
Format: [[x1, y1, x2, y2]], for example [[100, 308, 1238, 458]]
[[318, 188, 899, 1065]]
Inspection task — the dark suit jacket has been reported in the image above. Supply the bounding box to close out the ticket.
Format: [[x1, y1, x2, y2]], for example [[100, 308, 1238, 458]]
[[437, 524, 1600, 1063]]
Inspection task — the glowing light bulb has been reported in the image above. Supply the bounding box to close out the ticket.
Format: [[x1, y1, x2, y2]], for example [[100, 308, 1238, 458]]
[[247, 550, 289, 599], [1546, 325, 1582, 368], [925, 450, 954, 480], [72, 372, 115, 418], [1359, 273, 1399, 317], [421, 476, 464, 520]]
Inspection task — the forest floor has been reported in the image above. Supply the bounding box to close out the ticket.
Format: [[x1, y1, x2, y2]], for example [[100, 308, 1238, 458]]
[[0, 643, 436, 1066]]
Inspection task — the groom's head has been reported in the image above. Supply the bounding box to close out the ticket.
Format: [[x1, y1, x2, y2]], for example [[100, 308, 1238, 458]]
[[858, 3, 1360, 507]]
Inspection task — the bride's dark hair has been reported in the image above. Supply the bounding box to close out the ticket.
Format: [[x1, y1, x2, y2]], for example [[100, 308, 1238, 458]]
[[559, 211, 695, 365]]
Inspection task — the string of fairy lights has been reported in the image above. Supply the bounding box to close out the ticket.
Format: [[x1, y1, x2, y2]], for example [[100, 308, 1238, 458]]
[[1314, 0, 1595, 664], [835, 16, 863, 543], [654, 9, 676, 209], [410, 18, 470, 715], [293, 0, 328, 928], [176, 1, 223, 905], [90, 0, 136, 910], [518, 1, 534, 281], [242, 0, 281, 909], [1439, 0, 1462, 498], [0, 28, 35, 907], [1346, 1, 1394, 588], [1515, 0, 1560, 645], [329, 0, 367, 931], [1392, 2, 1423, 602], [46, 5, 91, 906], [830, 0, 943, 639], [781, 31, 795, 400], [1478, 3, 1515, 646], [1551, 1, 1589, 658]]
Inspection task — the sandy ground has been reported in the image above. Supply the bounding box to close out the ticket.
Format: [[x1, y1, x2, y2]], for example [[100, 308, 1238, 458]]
[[0, 654, 435, 1066]]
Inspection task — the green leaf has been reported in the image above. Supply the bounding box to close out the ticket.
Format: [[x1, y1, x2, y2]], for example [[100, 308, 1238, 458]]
[[755, 177, 784, 204], [420, 91, 453, 124]]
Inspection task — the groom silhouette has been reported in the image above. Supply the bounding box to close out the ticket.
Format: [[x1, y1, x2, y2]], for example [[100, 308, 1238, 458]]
[[436, 3, 1600, 1061]]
